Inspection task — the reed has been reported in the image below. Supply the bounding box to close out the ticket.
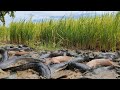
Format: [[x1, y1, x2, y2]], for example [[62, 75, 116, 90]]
[[0, 26, 9, 43], [0, 12, 120, 51]]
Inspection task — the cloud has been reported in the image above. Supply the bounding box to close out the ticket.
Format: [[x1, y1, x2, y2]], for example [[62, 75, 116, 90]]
[[9, 11, 118, 20], [3, 11, 118, 26]]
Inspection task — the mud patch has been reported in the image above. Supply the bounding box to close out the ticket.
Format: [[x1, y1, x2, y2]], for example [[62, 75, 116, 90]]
[[83, 66, 120, 79], [16, 69, 40, 79], [8, 60, 29, 68], [52, 69, 82, 79], [0, 69, 10, 78]]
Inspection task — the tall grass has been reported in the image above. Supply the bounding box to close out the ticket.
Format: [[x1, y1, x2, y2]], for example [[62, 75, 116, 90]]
[[0, 26, 10, 43], [0, 12, 120, 51]]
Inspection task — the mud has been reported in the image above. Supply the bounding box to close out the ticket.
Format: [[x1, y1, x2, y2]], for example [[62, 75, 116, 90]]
[[81, 66, 120, 79], [1, 45, 120, 79], [52, 69, 82, 79]]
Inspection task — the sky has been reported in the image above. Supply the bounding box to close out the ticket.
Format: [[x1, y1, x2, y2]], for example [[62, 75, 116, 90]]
[[0, 11, 117, 26]]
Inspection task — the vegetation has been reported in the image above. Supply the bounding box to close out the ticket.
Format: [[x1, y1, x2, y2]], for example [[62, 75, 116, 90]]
[[0, 12, 120, 51], [0, 26, 10, 43], [0, 11, 15, 26]]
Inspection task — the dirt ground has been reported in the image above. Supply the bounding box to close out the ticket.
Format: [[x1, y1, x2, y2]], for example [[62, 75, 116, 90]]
[[0, 59, 82, 79], [51, 70, 82, 79], [0, 44, 120, 79], [0, 60, 119, 79]]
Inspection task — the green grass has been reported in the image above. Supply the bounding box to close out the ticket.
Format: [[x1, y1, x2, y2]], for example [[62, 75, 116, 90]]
[[0, 12, 120, 51], [0, 26, 10, 43]]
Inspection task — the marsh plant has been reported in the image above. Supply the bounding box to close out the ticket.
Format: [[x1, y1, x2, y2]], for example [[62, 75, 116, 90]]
[[0, 12, 120, 51]]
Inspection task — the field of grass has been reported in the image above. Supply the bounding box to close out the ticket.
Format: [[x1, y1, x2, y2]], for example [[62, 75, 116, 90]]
[[0, 12, 120, 51]]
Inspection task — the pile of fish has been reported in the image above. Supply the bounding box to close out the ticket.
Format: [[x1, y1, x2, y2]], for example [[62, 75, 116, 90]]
[[0, 45, 120, 79]]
